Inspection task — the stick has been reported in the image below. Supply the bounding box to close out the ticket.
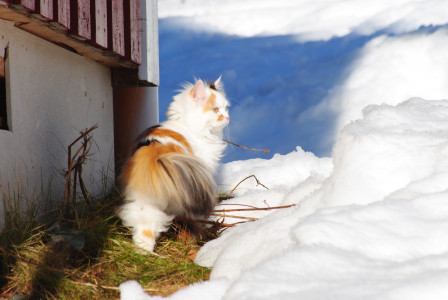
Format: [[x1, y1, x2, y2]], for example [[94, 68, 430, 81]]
[[211, 213, 258, 221], [223, 139, 269, 153], [214, 204, 296, 213], [228, 175, 269, 198]]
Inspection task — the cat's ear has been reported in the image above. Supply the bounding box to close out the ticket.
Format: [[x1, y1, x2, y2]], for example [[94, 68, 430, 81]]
[[213, 75, 223, 91], [191, 80, 207, 105]]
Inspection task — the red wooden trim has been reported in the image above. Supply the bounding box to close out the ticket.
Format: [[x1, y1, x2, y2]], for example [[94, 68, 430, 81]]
[[111, 0, 124, 56], [77, 0, 91, 39], [3, 0, 144, 67], [20, 0, 36, 11], [57, 0, 70, 29], [39, 0, 53, 19], [94, 0, 107, 48], [0, 4, 138, 68], [130, 0, 141, 64]]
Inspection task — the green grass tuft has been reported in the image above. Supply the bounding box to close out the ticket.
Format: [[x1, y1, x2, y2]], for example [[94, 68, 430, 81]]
[[0, 189, 211, 299]]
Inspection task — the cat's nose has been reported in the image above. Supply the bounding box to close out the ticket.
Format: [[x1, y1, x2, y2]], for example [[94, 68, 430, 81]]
[[226, 116, 230, 120]]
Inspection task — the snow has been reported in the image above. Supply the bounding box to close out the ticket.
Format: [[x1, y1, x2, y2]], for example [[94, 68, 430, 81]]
[[120, 0, 448, 299]]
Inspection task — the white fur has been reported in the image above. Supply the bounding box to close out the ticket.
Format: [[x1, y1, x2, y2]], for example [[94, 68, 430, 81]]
[[119, 192, 173, 252], [119, 78, 229, 252], [164, 79, 229, 171]]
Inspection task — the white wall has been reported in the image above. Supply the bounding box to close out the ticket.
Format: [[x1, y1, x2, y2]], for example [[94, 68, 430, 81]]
[[0, 19, 114, 223]]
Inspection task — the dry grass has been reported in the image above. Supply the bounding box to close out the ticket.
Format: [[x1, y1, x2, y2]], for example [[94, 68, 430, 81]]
[[0, 190, 211, 299]]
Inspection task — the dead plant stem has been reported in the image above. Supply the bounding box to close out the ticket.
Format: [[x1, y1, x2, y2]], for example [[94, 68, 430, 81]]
[[228, 175, 269, 198], [214, 204, 296, 213], [223, 139, 270, 153]]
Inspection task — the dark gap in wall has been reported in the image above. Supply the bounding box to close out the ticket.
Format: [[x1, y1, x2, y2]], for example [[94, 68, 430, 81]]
[[0, 46, 8, 131]]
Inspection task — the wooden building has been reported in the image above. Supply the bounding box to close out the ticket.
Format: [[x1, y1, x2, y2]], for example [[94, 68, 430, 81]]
[[0, 0, 159, 224]]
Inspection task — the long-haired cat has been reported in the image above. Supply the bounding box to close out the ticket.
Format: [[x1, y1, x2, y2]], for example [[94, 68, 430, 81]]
[[118, 77, 229, 252]]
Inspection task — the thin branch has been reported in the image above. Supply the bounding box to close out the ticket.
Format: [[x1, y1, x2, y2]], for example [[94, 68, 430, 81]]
[[214, 204, 296, 213], [61, 124, 98, 219], [228, 175, 269, 198], [211, 213, 258, 221], [218, 203, 260, 209], [223, 139, 269, 153]]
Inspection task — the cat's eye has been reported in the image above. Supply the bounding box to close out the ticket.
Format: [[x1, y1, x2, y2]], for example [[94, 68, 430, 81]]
[[213, 107, 219, 113]]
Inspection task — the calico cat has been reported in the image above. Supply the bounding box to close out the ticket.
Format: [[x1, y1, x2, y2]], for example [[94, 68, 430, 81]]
[[118, 77, 230, 252]]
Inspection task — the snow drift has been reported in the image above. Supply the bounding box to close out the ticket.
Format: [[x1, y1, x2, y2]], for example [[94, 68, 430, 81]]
[[121, 98, 448, 299]]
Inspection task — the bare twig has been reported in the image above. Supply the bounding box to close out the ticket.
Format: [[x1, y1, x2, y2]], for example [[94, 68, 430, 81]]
[[211, 213, 258, 221], [214, 204, 296, 213], [223, 139, 269, 153], [62, 124, 98, 219], [228, 175, 269, 198]]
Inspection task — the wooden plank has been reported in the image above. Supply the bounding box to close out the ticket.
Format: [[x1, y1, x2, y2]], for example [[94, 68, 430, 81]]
[[20, 0, 35, 11], [130, 0, 141, 64], [138, 0, 160, 86], [77, 0, 90, 39], [39, 0, 52, 19], [94, 0, 107, 48], [111, 0, 124, 56], [0, 5, 137, 68], [57, 0, 70, 29]]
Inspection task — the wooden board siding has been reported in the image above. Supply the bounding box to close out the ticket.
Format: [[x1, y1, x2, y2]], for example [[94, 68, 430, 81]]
[[73, 0, 91, 40], [94, 0, 107, 48], [39, 0, 53, 19], [57, 0, 71, 29], [2, 0, 142, 67], [130, 0, 141, 64], [110, 0, 124, 56]]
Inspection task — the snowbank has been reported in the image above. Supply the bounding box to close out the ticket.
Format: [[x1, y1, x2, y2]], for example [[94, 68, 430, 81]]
[[158, 0, 448, 162], [159, 0, 448, 40], [121, 98, 448, 299]]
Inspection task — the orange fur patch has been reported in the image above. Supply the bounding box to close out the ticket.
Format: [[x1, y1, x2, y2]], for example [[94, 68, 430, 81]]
[[217, 115, 224, 122], [120, 126, 216, 218], [142, 229, 154, 239], [150, 128, 193, 153], [122, 141, 185, 197], [203, 94, 217, 113]]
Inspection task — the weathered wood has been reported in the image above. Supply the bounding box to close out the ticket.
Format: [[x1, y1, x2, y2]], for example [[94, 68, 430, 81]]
[[76, 0, 90, 39], [111, 0, 124, 56], [0, 0, 150, 74], [130, 0, 141, 64], [139, 0, 159, 86], [0, 5, 137, 68], [19, 0, 35, 11], [39, 0, 53, 19], [94, 0, 107, 48], [57, 0, 70, 29]]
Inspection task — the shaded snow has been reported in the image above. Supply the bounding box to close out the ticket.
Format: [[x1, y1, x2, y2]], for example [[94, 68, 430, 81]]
[[120, 0, 448, 299]]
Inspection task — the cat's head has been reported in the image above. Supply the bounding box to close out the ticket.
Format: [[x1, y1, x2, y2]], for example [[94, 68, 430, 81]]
[[167, 77, 230, 134]]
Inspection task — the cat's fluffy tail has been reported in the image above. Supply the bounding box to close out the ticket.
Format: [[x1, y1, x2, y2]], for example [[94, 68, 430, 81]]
[[120, 145, 217, 219]]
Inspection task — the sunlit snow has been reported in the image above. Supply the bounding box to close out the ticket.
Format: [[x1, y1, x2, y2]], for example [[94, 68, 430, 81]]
[[120, 1, 448, 299]]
